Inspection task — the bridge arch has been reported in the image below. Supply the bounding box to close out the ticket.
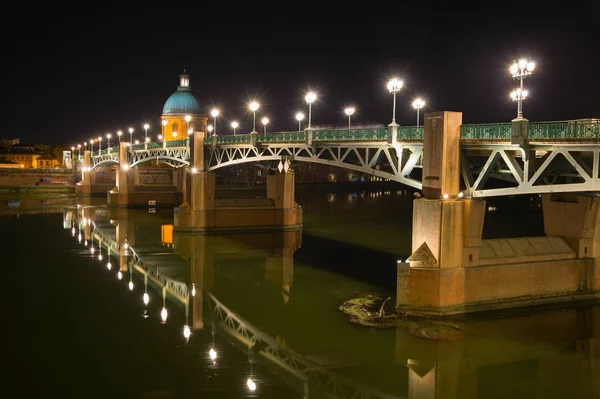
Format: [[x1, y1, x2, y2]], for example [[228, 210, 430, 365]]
[[206, 143, 423, 189], [129, 155, 189, 169], [92, 159, 119, 170]]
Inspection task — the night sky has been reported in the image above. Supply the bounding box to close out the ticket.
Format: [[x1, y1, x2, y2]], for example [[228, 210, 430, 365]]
[[4, 3, 599, 145]]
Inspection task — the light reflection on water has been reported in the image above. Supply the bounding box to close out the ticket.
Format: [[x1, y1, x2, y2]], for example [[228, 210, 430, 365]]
[[4, 190, 599, 398]]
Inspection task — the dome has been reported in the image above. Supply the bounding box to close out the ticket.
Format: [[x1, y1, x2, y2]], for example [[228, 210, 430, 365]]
[[162, 73, 201, 115], [162, 91, 201, 115]]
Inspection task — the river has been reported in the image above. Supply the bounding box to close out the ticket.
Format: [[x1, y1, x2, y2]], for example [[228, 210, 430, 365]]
[[2, 187, 596, 398]]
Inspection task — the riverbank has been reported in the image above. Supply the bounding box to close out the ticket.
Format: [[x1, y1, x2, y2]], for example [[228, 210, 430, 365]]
[[0, 185, 75, 200]]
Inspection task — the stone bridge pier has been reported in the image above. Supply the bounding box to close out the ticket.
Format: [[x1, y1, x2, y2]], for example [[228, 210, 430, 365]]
[[174, 128, 302, 232], [107, 142, 185, 207], [398, 111, 600, 316]]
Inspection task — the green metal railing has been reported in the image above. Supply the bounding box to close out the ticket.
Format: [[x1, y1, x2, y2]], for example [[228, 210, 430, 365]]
[[460, 123, 512, 139], [217, 135, 253, 144], [258, 131, 304, 142], [313, 128, 387, 141], [166, 139, 186, 147], [397, 126, 424, 140], [528, 120, 600, 139]]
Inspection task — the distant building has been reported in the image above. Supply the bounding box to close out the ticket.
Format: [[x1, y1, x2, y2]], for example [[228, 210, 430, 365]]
[[36, 154, 59, 168], [0, 156, 21, 169], [0, 138, 19, 148]]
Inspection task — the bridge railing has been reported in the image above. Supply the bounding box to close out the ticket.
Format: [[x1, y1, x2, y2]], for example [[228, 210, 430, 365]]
[[313, 127, 388, 141], [528, 119, 600, 139], [258, 131, 305, 142], [460, 123, 512, 139], [166, 139, 187, 147], [397, 126, 424, 140]]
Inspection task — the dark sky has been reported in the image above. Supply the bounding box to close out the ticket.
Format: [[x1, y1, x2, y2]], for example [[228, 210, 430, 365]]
[[3, 3, 600, 145]]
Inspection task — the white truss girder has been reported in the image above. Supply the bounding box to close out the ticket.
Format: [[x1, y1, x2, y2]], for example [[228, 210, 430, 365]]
[[462, 143, 600, 197], [207, 143, 423, 190], [91, 147, 189, 170]]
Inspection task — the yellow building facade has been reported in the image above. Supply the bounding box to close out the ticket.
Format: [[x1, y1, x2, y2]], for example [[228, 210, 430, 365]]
[[160, 73, 202, 141], [5, 153, 40, 168]]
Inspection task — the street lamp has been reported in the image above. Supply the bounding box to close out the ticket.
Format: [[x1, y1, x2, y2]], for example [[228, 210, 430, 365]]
[[97, 137, 102, 155], [231, 121, 238, 135], [185, 115, 191, 137], [143, 123, 150, 144], [211, 109, 219, 136], [412, 98, 425, 127], [261, 117, 269, 134], [249, 101, 259, 132], [89, 139, 94, 154], [387, 78, 403, 125], [305, 92, 316, 129], [510, 58, 535, 120], [207, 125, 213, 136], [117, 130, 122, 142], [344, 107, 355, 130], [106, 133, 112, 151], [77, 144, 81, 160], [161, 120, 167, 141], [295, 112, 304, 131], [83, 141, 87, 154], [128, 127, 134, 146]]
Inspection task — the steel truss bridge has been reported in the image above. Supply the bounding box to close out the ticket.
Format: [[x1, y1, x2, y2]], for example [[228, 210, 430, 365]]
[[78, 214, 403, 399], [85, 119, 600, 197]]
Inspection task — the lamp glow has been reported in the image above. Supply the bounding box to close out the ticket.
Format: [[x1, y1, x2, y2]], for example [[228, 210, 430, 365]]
[[247, 378, 257, 391], [209, 347, 217, 361], [107, 262, 112, 270], [161, 307, 168, 322], [183, 325, 191, 340], [387, 78, 403, 125], [128, 281, 134, 291], [117, 271, 123, 280], [249, 101, 259, 112], [143, 292, 149, 305], [211, 109, 219, 118]]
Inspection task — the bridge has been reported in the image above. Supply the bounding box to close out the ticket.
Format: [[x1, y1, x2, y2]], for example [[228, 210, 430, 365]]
[[70, 207, 403, 399], [81, 118, 600, 198]]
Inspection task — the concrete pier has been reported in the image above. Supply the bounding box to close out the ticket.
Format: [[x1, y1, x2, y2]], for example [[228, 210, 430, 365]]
[[174, 127, 302, 233], [397, 111, 600, 315]]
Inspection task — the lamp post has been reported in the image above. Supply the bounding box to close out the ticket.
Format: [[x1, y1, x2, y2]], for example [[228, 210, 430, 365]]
[[510, 58, 535, 120], [143, 123, 150, 141], [77, 144, 81, 160], [89, 139, 94, 155], [106, 133, 112, 151], [231, 121, 238, 135], [97, 137, 102, 155], [387, 78, 403, 125], [211, 109, 219, 136], [261, 117, 269, 134], [161, 120, 167, 141], [305, 92, 316, 129], [128, 127, 134, 146], [207, 125, 213, 136], [249, 102, 259, 133], [83, 141, 87, 155], [117, 130, 122, 143], [184, 115, 191, 140], [344, 107, 355, 129], [412, 98, 425, 128], [295, 112, 304, 131]]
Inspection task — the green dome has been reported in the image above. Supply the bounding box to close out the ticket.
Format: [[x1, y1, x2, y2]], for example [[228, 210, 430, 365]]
[[162, 73, 201, 115]]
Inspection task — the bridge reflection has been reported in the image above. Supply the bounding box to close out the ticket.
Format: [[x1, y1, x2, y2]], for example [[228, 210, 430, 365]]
[[64, 206, 600, 399], [68, 206, 402, 399]]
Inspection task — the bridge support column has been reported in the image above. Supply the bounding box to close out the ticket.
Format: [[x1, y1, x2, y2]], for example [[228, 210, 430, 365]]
[[511, 117, 529, 146], [107, 142, 131, 206], [543, 193, 600, 258], [76, 150, 93, 195]]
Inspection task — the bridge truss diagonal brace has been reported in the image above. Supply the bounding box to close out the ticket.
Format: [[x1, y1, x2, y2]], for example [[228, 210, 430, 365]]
[[206, 143, 424, 191], [498, 149, 524, 184]]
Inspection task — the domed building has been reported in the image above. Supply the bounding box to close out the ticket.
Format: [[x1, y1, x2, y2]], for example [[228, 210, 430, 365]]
[[161, 72, 203, 141]]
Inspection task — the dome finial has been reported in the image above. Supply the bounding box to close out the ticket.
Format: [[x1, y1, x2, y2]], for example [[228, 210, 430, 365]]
[[178, 71, 190, 91]]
